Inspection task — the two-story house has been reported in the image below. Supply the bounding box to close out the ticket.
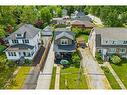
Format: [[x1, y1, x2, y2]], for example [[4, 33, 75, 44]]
[[88, 28, 127, 60], [5, 24, 41, 60], [53, 28, 76, 62]]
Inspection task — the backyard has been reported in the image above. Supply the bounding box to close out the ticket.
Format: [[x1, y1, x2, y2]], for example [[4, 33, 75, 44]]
[[111, 61, 127, 89], [76, 34, 89, 43], [60, 67, 88, 89]]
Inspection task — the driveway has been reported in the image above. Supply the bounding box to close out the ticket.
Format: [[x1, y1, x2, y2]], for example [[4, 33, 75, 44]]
[[36, 42, 54, 89], [79, 48, 111, 89]]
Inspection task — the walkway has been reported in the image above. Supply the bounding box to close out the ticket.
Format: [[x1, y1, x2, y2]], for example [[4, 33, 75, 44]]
[[105, 62, 126, 89], [36, 42, 54, 89], [54, 65, 60, 89], [79, 48, 111, 89]]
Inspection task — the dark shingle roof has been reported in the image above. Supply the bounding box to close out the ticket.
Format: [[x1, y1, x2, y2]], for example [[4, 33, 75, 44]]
[[54, 30, 75, 40], [6, 24, 41, 39], [6, 44, 34, 51]]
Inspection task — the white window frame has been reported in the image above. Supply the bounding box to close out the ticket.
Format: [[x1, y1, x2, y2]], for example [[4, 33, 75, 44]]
[[119, 48, 126, 53], [108, 48, 116, 53], [61, 39, 68, 45]]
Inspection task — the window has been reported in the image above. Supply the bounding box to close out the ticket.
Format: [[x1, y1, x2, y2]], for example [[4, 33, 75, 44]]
[[17, 34, 22, 37], [119, 48, 126, 53], [108, 48, 116, 53], [22, 39, 29, 43], [12, 40, 18, 44], [61, 39, 68, 45], [8, 52, 16, 56]]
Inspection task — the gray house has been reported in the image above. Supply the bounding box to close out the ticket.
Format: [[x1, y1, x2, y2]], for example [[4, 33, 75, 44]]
[[53, 29, 76, 62], [88, 28, 127, 60]]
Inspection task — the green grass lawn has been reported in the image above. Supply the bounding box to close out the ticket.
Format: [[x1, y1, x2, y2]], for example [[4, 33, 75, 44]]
[[60, 67, 88, 89], [50, 66, 56, 89], [0, 54, 17, 89], [101, 66, 121, 89], [111, 63, 127, 88], [76, 34, 89, 43], [9, 66, 31, 89]]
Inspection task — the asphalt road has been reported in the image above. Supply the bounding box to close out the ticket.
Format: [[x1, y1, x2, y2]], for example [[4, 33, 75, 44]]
[[79, 48, 111, 89], [36, 42, 54, 89]]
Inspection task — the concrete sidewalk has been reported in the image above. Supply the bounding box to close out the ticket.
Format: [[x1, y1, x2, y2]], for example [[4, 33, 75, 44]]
[[79, 48, 111, 89], [36, 42, 54, 89]]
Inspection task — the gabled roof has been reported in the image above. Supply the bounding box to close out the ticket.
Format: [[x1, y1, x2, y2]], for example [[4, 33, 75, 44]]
[[54, 30, 75, 40], [6, 24, 41, 40], [94, 27, 127, 40]]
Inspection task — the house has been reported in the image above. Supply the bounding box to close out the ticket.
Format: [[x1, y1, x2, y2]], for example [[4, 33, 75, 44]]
[[88, 28, 127, 60], [41, 26, 53, 36], [71, 11, 91, 22], [53, 29, 76, 62], [52, 18, 66, 25], [62, 9, 68, 17], [70, 20, 94, 29], [4, 24, 41, 60]]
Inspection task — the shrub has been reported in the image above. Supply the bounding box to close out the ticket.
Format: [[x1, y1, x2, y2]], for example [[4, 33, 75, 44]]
[[24, 59, 32, 65], [95, 52, 103, 64], [110, 55, 121, 65], [101, 66, 110, 73], [71, 51, 80, 68]]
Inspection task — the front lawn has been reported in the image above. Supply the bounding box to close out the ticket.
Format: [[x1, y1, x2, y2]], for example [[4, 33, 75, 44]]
[[49, 66, 56, 89], [111, 62, 127, 88], [0, 54, 17, 89], [101, 66, 121, 89], [76, 34, 89, 43], [60, 67, 88, 89], [8, 66, 31, 89]]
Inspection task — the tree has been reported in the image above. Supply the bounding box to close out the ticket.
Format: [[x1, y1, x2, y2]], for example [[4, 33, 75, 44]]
[[0, 25, 6, 38], [110, 55, 121, 65], [40, 7, 52, 24]]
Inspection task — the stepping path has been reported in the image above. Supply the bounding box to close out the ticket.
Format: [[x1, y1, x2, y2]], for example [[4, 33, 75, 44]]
[[105, 62, 126, 89], [79, 48, 111, 89], [54, 65, 60, 89]]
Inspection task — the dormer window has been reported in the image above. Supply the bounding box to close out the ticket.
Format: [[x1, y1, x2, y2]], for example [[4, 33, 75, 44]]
[[16, 34, 23, 38]]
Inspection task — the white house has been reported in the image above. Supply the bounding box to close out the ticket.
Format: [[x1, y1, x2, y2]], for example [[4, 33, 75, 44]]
[[88, 28, 127, 60], [5, 24, 41, 60]]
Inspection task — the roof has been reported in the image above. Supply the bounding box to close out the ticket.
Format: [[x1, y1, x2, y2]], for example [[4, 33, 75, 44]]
[[76, 12, 85, 17], [6, 24, 41, 40], [53, 44, 76, 52], [41, 26, 52, 36], [54, 30, 75, 40], [52, 18, 63, 20], [71, 20, 94, 28], [94, 27, 127, 40], [55, 28, 71, 32], [6, 44, 34, 51]]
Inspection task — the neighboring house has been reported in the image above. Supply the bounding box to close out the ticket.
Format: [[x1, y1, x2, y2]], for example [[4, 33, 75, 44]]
[[53, 29, 76, 62], [4, 24, 41, 60], [41, 26, 53, 36], [71, 20, 94, 29], [88, 28, 127, 60], [62, 9, 68, 17], [52, 18, 66, 25], [71, 11, 91, 22]]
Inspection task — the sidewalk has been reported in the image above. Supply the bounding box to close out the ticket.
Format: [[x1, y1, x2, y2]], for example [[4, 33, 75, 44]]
[[105, 62, 126, 89]]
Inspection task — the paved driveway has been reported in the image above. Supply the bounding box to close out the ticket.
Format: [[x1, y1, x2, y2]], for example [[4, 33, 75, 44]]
[[79, 48, 111, 89], [36, 42, 54, 89]]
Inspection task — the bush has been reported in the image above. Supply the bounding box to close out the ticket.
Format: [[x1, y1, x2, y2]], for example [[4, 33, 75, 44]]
[[101, 66, 110, 73], [24, 59, 32, 65], [71, 51, 80, 68], [110, 55, 121, 65], [95, 52, 103, 64]]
